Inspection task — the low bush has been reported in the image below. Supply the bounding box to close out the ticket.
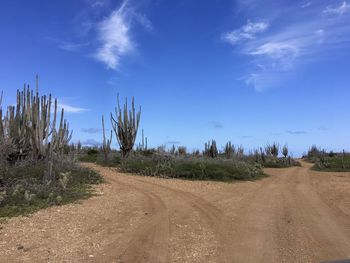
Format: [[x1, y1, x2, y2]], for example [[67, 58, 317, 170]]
[[78, 150, 121, 167], [262, 157, 301, 168], [0, 159, 102, 218], [120, 154, 265, 181], [312, 154, 350, 172]]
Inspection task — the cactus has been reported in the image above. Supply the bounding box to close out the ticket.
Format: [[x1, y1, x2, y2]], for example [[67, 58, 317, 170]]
[[102, 115, 112, 162], [177, 146, 187, 156], [0, 76, 72, 163], [170, 144, 176, 155], [204, 140, 218, 158], [260, 147, 266, 163], [237, 145, 244, 156], [271, 142, 279, 157], [224, 141, 235, 158], [282, 144, 289, 158], [110, 95, 141, 159]]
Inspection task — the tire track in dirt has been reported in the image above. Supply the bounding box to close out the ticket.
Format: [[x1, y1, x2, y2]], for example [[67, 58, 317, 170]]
[[87, 168, 171, 263], [89, 166, 234, 262], [127, 176, 235, 262]]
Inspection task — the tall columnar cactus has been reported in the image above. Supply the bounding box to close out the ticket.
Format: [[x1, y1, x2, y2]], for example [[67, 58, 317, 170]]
[[271, 142, 280, 157], [110, 95, 141, 159], [204, 140, 218, 158], [0, 76, 72, 162], [102, 114, 112, 162], [282, 144, 289, 158], [224, 141, 235, 158]]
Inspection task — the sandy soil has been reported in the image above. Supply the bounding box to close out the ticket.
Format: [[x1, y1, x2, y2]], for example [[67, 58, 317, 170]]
[[1, 161, 350, 262]]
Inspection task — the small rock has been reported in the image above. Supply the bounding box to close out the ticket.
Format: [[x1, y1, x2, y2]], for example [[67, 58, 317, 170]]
[[17, 245, 24, 250], [89, 254, 95, 258]]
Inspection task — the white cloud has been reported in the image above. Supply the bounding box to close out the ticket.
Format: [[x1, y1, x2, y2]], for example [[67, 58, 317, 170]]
[[323, 1, 350, 16], [249, 42, 299, 69], [58, 41, 89, 52], [301, 2, 311, 9], [58, 104, 88, 113], [222, 20, 269, 44], [249, 42, 298, 58], [223, 0, 350, 92], [47, 37, 89, 52], [94, 1, 133, 70]]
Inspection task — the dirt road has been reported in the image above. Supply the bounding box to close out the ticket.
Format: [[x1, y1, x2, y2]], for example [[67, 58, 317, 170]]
[[1, 161, 350, 262]]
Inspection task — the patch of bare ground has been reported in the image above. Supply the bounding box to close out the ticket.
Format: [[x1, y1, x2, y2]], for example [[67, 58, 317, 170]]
[[0, 161, 350, 262]]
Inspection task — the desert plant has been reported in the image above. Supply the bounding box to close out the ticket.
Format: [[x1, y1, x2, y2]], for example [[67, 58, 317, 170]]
[[102, 115, 112, 162], [157, 145, 166, 153], [282, 144, 289, 158], [0, 77, 72, 162], [170, 144, 176, 155], [260, 147, 266, 163], [110, 95, 141, 160], [120, 155, 265, 181], [193, 149, 200, 157], [270, 142, 279, 157], [204, 140, 218, 158], [237, 145, 244, 156], [77, 141, 82, 153], [177, 146, 187, 156], [224, 141, 235, 158]]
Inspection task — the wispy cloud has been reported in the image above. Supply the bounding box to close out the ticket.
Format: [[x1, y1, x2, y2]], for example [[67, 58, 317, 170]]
[[58, 42, 89, 52], [301, 2, 312, 9], [210, 121, 224, 129], [81, 128, 102, 134], [223, 1, 350, 91], [94, 1, 133, 69], [58, 103, 88, 113], [239, 135, 253, 139], [47, 37, 89, 52], [323, 1, 350, 16], [222, 20, 269, 44], [166, 141, 181, 145], [94, 1, 151, 70], [318, 126, 329, 131], [286, 130, 308, 135]]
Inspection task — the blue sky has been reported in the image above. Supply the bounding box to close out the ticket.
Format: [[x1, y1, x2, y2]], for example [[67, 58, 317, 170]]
[[0, 0, 350, 156]]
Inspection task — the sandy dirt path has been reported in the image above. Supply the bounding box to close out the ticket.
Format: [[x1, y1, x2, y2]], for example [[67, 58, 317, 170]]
[[1, 161, 350, 262]]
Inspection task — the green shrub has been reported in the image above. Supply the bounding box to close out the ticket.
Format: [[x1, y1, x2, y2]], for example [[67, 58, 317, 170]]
[[0, 160, 102, 218], [120, 155, 265, 181], [313, 154, 350, 172], [262, 157, 301, 168]]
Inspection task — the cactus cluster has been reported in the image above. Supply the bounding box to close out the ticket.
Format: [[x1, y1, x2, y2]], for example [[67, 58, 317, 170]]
[[0, 77, 72, 162], [110, 95, 141, 159], [224, 141, 235, 158], [204, 140, 218, 158]]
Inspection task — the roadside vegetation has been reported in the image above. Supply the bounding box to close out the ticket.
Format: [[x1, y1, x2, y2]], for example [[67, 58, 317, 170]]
[[305, 145, 350, 172], [78, 138, 299, 182], [0, 78, 102, 218], [77, 93, 300, 182]]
